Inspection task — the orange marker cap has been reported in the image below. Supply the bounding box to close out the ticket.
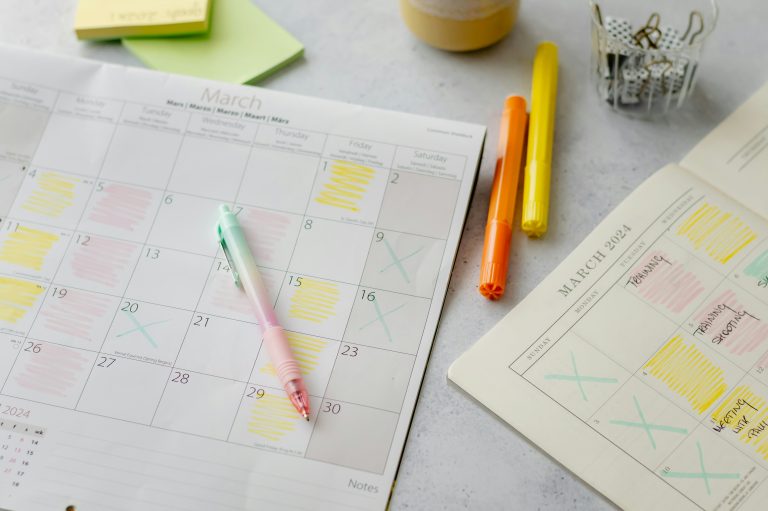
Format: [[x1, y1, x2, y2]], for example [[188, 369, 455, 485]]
[[479, 95, 527, 300]]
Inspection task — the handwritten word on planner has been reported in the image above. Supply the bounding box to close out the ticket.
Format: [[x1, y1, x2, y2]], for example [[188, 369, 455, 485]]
[[693, 290, 768, 361], [625, 251, 705, 313], [711, 385, 768, 460]]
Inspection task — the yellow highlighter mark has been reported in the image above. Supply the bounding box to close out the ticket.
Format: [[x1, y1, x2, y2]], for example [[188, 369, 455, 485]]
[[676, 203, 757, 264], [711, 386, 768, 460], [314, 160, 376, 212], [645, 335, 727, 414], [0, 226, 59, 270], [0, 277, 44, 323], [288, 278, 340, 323], [21, 171, 78, 218], [247, 393, 301, 442], [261, 331, 330, 377]]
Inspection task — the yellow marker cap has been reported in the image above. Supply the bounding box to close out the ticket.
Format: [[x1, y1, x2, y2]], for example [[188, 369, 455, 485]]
[[521, 41, 558, 237]]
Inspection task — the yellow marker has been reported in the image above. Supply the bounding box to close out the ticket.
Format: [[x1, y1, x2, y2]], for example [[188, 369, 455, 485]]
[[521, 42, 558, 237]]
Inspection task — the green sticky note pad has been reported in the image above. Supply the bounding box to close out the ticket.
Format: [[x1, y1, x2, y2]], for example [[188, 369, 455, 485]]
[[123, 0, 303, 84]]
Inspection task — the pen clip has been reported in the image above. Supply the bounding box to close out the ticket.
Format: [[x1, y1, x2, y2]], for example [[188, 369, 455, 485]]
[[217, 224, 242, 289]]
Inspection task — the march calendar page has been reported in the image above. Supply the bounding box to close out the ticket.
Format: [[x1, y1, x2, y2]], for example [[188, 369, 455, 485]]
[[0, 45, 485, 511]]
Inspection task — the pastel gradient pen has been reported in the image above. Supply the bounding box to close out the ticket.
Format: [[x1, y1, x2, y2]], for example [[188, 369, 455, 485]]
[[216, 205, 310, 420]]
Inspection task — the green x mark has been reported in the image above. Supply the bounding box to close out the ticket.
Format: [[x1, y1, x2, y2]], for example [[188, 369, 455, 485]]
[[609, 396, 688, 449], [379, 239, 423, 284], [358, 300, 405, 342], [661, 441, 740, 495], [543, 352, 618, 401], [116, 310, 169, 348]]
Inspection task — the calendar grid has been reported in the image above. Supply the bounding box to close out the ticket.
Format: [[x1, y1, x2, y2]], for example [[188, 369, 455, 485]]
[[244, 131, 330, 445], [18, 161, 460, 236], [74, 109, 195, 413], [220, 122, 278, 443], [146, 116, 260, 426], [512, 187, 768, 509], [304, 142, 396, 455], [0, 88, 61, 396], [0, 79, 472, 476]]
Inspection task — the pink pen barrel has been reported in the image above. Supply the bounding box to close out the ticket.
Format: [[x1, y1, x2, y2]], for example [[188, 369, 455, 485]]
[[263, 325, 310, 419], [218, 204, 310, 420]]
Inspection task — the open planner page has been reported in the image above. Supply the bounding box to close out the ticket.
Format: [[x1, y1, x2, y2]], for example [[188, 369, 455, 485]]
[[450, 85, 768, 511], [0, 45, 485, 511]]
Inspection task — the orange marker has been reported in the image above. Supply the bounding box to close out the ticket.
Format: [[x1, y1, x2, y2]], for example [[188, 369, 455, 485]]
[[478, 95, 527, 300]]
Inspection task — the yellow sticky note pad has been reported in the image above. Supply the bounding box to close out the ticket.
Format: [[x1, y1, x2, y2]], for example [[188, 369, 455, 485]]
[[74, 0, 212, 40]]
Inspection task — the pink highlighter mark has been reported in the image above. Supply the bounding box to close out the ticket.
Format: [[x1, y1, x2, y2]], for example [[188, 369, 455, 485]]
[[625, 251, 705, 313], [69, 236, 138, 290], [14, 343, 90, 398], [209, 266, 280, 319], [88, 183, 153, 232], [694, 289, 768, 362], [39, 288, 111, 342], [238, 208, 292, 266], [209, 272, 253, 316]]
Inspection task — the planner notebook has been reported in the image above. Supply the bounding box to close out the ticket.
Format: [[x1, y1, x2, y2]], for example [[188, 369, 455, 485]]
[[450, 82, 768, 511], [0, 45, 485, 510]]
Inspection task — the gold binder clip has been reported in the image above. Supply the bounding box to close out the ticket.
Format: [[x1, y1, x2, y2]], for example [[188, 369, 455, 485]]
[[683, 10, 705, 44]]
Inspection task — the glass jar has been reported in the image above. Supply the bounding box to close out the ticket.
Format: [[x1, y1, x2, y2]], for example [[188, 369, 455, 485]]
[[400, 0, 520, 51], [589, 0, 718, 117]]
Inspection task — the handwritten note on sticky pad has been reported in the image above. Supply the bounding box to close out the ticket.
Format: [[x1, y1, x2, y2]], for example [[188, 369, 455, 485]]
[[122, 0, 303, 84], [75, 0, 211, 40]]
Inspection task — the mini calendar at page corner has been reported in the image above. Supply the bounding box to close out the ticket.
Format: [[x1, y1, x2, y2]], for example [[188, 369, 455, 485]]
[[0, 45, 485, 511], [450, 82, 768, 511]]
